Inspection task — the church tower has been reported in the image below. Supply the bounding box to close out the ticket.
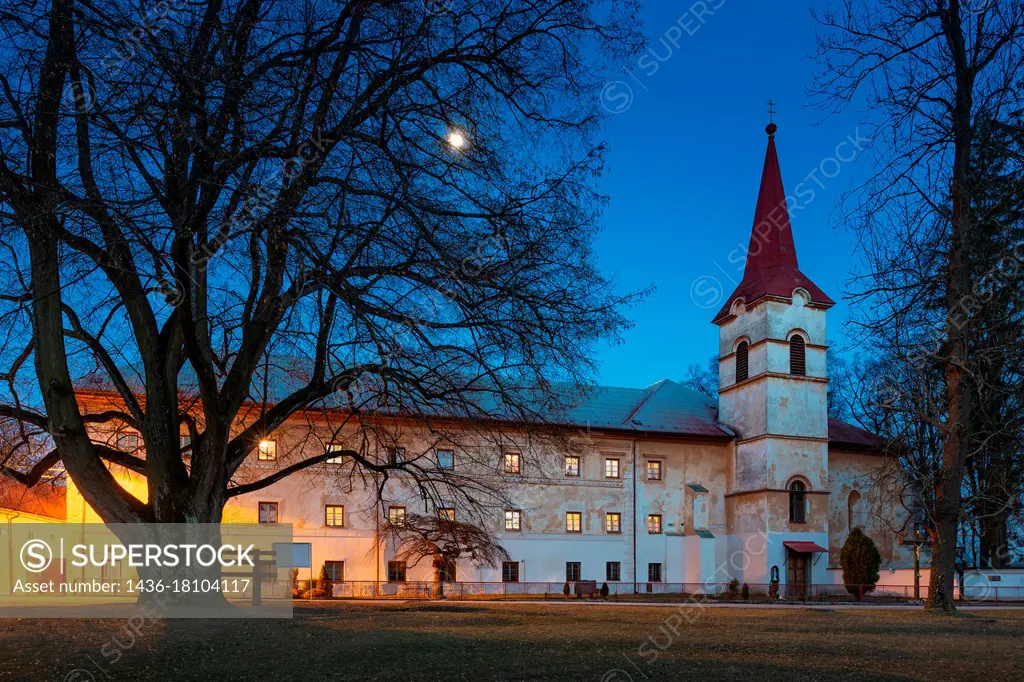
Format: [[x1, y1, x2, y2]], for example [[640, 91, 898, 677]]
[[712, 122, 835, 588]]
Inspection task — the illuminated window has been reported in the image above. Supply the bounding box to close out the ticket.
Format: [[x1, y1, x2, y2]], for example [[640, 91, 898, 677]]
[[324, 561, 344, 581], [648, 563, 662, 582], [503, 452, 521, 474], [564, 455, 580, 477], [257, 440, 277, 461], [387, 506, 406, 525], [326, 444, 345, 464], [258, 502, 278, 524], [438, 507, 456, 521], [646, 460, 662, 481], [179, 434, 191, 455], [606, 512, 621, 533], [504, 509, 522, 531], [606, 562, 621, 582], [604, 458, 620, 479], [647, 514, 662, 534], [436, 449, 455, 470], [325, 505, 344, 528], [387, 561, 406, 582], [790, 480, 807, 523], [566, 511, 582, 533], [502, 561, 520, 582], [116, 431, 140, 452], [566, 562, 581, 582]]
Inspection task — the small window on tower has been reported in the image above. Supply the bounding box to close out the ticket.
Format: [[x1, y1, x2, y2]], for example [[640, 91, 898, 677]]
[[789, 480, 807, 523], [736, 341, 749, 383], [790, 334, 806, 376]]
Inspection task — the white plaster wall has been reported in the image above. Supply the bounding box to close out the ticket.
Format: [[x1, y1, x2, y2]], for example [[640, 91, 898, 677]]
[[764, 377, 828, 438], [765, 300, 827, 348]]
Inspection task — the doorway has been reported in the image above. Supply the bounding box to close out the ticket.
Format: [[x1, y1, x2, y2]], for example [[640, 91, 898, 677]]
[[786, 550, 809, 598]]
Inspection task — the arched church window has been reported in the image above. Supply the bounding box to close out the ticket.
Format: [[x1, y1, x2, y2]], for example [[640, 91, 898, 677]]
[[789, 334, 806, 376], [848, 491, 864, 529], [789, 480, 806, 523], [735, 341, 749, 383]]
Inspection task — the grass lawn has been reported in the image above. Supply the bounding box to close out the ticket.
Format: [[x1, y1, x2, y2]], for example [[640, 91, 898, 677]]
[[2, 603, 1022, 681]]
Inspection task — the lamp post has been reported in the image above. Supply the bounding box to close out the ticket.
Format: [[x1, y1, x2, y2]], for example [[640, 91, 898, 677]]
[[912, 522, 927, 600]]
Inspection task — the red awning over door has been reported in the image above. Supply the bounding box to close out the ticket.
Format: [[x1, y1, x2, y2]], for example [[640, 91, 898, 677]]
[[783, 541, 829, 553]]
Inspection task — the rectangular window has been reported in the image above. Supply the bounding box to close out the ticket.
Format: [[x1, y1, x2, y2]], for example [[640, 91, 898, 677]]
[[647, 514, 662, 534], [564, 455, 580, 477], [101, 560, 122, 581], [116, 431, 140, 452], [566, 562, 581, 582], [180, 434, 191, 455], [646, 460, 662, 481], [438, 507, 456, 521], [324, 561, 344, 581], [438, 560, 456, 582], [504, 509, 522, 531], [502, 561, 520, 582], [648, 563, 662, 582], [606, 561, 621, 582], [566, 511, 582, 533], [436, 449, 455, 470], [605, 512, 621, 533], [258, 502, 278, 524], [387, 506, 406, 525], [387, 447, 405, 465], [503, 452, 521, 474], [325, 505, 344, 528], [257, 439, 277, 461], [326, 443, 345, 465], [604, 458, 620, 479], [387, 561, 406, 582]]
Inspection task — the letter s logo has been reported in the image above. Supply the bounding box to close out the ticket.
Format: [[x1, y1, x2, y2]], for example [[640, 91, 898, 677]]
[[20, 539, 53, 573]]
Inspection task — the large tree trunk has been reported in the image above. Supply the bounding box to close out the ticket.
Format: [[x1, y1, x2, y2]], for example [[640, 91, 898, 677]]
[[979, 513, 1009, 569], [927, 3, 974, 612]]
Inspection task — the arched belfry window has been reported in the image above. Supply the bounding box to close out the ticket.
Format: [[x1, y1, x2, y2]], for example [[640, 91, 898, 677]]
[[789, 480, 806, 523], [735, 341, 749, 383], [789, 334, 806, 376]]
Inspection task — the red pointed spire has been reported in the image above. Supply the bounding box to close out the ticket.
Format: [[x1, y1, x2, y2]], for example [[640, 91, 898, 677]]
[[712, 123, 834, 324]]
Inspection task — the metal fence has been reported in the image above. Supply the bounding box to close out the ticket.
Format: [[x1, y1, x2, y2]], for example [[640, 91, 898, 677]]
[[284, 580, 1024, 603]]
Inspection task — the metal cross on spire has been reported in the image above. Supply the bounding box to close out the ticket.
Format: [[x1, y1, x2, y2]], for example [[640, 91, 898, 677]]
[[766, 99, 776, 124]]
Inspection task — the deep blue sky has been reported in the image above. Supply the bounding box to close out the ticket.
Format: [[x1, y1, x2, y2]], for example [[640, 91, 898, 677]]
[[591, 0, 869, 388]]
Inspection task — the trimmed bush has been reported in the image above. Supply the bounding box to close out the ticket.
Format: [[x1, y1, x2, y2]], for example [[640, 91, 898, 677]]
[[840, 528, 881, 600], [562, 582, 570, 597], [741, 582, 750, 600], [311, 563, 331, 599], [727, 577, 740, 598], [600, 582, 609, 598]]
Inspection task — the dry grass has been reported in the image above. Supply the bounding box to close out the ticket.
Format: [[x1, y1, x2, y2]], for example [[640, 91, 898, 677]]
[[2, 603, 1023, 681]]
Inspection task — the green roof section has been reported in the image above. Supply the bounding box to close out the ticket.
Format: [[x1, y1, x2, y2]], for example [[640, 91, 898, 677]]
[[695, 529, 715, 539], [687, 482, 709, 493]]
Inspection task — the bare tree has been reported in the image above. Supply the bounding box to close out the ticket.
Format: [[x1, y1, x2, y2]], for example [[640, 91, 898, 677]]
[[680, 355, 719, 399], [376, 512, 510, 598], [814, 0, 1024, 611], [0, 0, 644, 537]]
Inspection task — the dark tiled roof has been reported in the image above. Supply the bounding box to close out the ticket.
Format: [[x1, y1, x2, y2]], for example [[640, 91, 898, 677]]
[[827, 418, 888, 452], [77, 364, 880, 448]]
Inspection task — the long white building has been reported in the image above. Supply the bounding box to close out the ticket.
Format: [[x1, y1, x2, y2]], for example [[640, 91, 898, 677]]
[[67, 124, 919, 596]]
